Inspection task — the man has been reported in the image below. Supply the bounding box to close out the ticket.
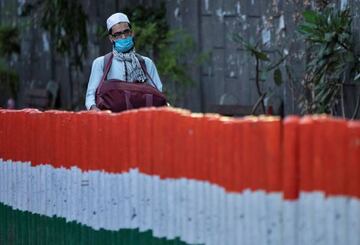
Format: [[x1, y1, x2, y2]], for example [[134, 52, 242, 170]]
[[85, 12, 163, 111]]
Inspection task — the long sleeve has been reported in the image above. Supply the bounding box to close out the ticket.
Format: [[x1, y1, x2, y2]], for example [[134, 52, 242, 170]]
[[85, 54, 163, 110], [85, 56, 104, 110], [143, 56, 163, 92]]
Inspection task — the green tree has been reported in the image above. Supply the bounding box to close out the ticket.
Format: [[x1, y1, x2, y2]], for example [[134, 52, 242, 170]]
[[0, 25, 20, 102], [232, 34, 287, 114], [120, 3, 205, 105], [298, 6, 360, 116], [21, 0, 88, 109]]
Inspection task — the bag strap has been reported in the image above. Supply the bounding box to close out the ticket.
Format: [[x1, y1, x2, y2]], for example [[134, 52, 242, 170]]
[[134, 53, 159, 91], [103, 52, 113, 73], [97, 52, 160, 94], [96, 52, 113, 97]]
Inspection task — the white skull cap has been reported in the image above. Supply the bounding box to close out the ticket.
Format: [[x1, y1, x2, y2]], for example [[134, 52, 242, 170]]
[[106, 13, 130, 31]]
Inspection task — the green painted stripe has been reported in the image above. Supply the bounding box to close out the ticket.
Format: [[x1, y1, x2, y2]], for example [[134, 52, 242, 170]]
[[0, 202, 197, 245]]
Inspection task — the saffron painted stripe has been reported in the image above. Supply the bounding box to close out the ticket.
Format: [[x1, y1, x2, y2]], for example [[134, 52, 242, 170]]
[[0, 109, 359, 199], [1, 160, 359, 245]]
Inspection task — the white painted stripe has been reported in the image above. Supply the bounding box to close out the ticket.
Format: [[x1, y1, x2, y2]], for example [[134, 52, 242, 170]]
[[1, 159, 360, 245]]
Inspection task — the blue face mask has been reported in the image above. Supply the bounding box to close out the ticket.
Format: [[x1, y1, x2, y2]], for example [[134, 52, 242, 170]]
[[113, 36, 134, 53]]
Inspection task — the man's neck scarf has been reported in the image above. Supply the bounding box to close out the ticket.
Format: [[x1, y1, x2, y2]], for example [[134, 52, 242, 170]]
[[112, 49, 147, 82]]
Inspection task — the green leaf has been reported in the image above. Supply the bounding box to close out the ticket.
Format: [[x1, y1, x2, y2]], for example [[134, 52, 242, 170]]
[[254, 50, 270, 61], [303, 10, 318, 24], [324, 32, 335, 42], [339, 33, 350, 42], [298, 23, 317, 35], [195, 51, 211, 65], [0, 26, 20, 56], [260, 70, 268, 81], [354, 73, 360, 81], [344, 53, 354, 63], [273, 68, 283, 86]]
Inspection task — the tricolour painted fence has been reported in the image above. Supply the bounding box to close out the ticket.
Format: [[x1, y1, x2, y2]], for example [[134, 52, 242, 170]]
[[0, 108, 359, 245]]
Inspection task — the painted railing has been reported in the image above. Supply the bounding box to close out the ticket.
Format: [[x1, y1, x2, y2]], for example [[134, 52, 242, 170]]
[[0, 108, 359, 245]]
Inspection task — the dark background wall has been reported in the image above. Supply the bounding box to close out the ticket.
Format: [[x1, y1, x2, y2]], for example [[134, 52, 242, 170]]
[[164, 0, 360, 115], [1, 0, 359, 115]]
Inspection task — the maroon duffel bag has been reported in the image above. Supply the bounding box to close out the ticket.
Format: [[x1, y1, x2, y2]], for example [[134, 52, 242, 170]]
[[96, 53, 167, 112]]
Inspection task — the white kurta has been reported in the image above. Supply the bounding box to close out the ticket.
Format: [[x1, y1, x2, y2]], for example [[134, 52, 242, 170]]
[[85, 54, 163, 110]]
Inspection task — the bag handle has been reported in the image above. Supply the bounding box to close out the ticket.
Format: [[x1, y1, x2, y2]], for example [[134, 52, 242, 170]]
[[96, 52, 113, 97]]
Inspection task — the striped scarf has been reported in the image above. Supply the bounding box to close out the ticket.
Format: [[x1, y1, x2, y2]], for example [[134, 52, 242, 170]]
[[113, 49, 147, 82]]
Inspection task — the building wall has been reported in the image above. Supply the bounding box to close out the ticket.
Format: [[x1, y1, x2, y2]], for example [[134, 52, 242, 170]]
[[0, 0, 359, 114], [163, 0, 360, 115]]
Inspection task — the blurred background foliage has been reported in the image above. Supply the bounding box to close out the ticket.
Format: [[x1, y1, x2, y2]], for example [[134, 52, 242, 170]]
[[122, 3, 206, 104], [0, 25, 20, 100], [20, 0, 88, 71], [298, 5, 360, 116], [232, 33, 288, 114]]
